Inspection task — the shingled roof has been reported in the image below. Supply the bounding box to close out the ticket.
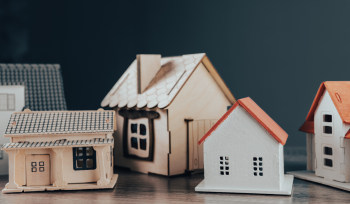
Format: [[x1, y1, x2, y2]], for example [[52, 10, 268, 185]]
[[0, 64, 67, 111], [101, 53, 235, 109]]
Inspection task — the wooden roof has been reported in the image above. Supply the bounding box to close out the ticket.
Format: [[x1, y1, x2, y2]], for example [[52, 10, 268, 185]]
[[300, 82, 350, 134], [198, 97, 288, 145], [101, 54, 236, 109]]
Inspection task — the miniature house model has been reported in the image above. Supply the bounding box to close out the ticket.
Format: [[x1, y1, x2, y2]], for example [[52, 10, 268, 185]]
[[195, 97, 294, 195], [288, 81, 350, 191], [101, 53, 236, 176], [0, 63, 67, 175], [1, 109, 117, 193]]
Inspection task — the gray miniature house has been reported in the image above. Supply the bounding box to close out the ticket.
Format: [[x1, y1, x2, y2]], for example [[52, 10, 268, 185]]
[[0, 64, 67, 175]]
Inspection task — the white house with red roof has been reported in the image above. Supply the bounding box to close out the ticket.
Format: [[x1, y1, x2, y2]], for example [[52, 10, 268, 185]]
[[195, 97, 293, 195], [289, 82, 350, 191]]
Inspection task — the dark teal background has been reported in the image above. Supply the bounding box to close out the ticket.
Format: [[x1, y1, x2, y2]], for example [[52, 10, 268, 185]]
[[2, 0, 350, 148]]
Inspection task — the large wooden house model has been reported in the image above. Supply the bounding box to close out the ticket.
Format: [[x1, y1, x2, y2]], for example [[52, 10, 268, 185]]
[[0, 63, 67, 175], [101, 53, 236, 176], [195, 97, 294, 195], [288, 82, 350, 191], [1, 109, 117, 193]]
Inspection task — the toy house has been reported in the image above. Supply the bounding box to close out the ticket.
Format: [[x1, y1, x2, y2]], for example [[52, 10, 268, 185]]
[[195, 97, 294, 195], [101, 53, 236, 176], [288, 81, 350, 191], [0, 63, 67, 175], [1, 109, 117, 193]]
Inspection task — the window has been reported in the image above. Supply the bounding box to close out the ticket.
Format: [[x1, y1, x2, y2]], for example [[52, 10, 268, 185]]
[[220, 156, 229, 175], [127, 118, 150, 159], [0, 94, 15, 111], [324, 147, 333, 155], [322, 144, 334, 169], [253, 157, 263, 176], [324, 159, 333, 167], [73, 147, 96, 170], [322, 113, 333, 136]]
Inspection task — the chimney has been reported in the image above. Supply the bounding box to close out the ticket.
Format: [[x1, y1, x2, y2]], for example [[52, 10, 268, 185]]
[[137, 54, 161, 94]]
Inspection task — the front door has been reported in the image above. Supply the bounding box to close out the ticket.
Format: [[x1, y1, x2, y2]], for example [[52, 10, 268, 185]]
[[187, 119, 217, 171], [26, 154, 50, 186]]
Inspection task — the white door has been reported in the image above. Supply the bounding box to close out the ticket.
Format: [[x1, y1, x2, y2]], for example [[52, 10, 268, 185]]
[[188, 119, 217, 171]]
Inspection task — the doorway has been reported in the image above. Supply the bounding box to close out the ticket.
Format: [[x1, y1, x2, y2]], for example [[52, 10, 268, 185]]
[[26, 154, 50, 186]]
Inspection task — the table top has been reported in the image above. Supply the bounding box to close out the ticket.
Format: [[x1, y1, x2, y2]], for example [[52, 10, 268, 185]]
[[0, 163, 350, 204]]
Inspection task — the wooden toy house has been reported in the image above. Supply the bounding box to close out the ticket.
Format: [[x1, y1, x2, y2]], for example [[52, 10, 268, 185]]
[[195, 97, 294, 195], [288, 81, 350, 191], [101, 53, 236, 176], [0, 63, 67, 175], [1, 109, 117, 193]]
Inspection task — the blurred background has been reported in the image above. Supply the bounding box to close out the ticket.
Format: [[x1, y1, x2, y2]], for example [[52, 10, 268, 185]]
[[2, 0, 350, 166]]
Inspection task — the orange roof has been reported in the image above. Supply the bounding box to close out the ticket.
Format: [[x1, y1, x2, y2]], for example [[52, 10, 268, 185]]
[[300, 82, 350, 134], [198, 97, 288, 145]]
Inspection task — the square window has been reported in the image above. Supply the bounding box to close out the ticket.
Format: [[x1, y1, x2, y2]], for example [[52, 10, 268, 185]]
[[259, 157, 263, 161], [220, 161, 223, 165], [253, 162, 257, 166], [39, 161, 44, 166], [324, 158, 333, 167], [259, 162, 262, 166], [140, 138, 147, 150], [324, 114, 332, 122], [254, 172, 257, 176], [131, 124, 137, 133], [220, 171, 224, 175], [77, 147, 84, 156], [253, 157, 257, 161], [31, 162, 37, 167], [324, 126, 332, 134], [259, 172, 263, 176], [324, 147, 333, 156], [225, 166, 229, 170], [220, 156, 223, 160], [220, 166, 224, 170], [225, 156, 229, 160], [86, 147, 94, 156], [225, 172, 229, 175], [140, 124, 146, 135], [225, 161, 229, 165], [131, 137, 138, 149], [254, 167, 257, 171], [39, 167, 44, 172], [32, 167, 37, 172], [76, 159, 84, 168], [259, 167, 263, 171], [86, 159, 94, 168]]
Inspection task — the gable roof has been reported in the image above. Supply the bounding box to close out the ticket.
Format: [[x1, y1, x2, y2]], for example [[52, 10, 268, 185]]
[[101, 53, 235, 109], [0, 63, 67, 111], [5, 109, 115, 136], [299, 82, 350, 134], [198, 97, 288, 145]]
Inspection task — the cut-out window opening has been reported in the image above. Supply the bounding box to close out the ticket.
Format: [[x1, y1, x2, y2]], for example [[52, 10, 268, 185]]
[[0, 94, 15, 111], [0, 149, 3, 160], [73, 147, 96, 170], [131, 137, 138, 149], [131, 124, 138, 133], [323, 114, 332, 123], [323, 126, 332, 134], [219, 156, 229, 176], [140, 124, 147, 135], [253, 157, 263, 176], [324, 147, 333, 156], [324, 158, 333, 167]]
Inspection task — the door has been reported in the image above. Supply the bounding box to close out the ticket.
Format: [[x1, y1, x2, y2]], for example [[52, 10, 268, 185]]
[[26, 154, 50, 186], [187, 119, 217, 171]]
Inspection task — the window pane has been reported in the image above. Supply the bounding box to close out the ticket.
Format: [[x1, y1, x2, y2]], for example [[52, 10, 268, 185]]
[[86, 147, 93, 156], [324, 114, 332, 122], [76, 159, 84, 168], [324, 126, 332, 134], [7, 94, 15, 110], [140, 124, 146, 135], [131, 124, 137, 133], [140, 138, 147, 150], [77, 147, 84, 156], [0, 94, 7, 110], [324, 158, 333, 167], [131, 137, 138, 149], [324, 147, 333, 155], [86, 159, 94, 168]]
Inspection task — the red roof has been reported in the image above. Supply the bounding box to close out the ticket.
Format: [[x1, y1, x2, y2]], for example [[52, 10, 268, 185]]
[[198, 97, 288, 145], [300, 82, 350, 134]]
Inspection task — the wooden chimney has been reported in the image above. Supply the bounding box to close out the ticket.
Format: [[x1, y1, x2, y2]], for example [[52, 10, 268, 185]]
[[137, 54, 161, 94]]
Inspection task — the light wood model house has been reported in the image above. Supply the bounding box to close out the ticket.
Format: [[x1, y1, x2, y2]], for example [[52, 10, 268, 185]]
[[288, 82, 350, 192], [195, 97, 294, 195], [1, 109, 118, 193], [101, 53, 236, 176]]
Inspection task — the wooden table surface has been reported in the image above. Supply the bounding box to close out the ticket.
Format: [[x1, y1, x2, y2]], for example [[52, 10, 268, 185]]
[[0, 162, 350, 204]]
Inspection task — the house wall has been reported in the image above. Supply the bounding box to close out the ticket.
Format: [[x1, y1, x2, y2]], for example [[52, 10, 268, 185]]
[[0, 85, 25, 175], [314, 90, 345, 182], [306, 133, 315, 171], [167, 62, 232, 176], [11, 133, 113, 186], [203, 105, 283, 190], [113, 107, 169, 175]]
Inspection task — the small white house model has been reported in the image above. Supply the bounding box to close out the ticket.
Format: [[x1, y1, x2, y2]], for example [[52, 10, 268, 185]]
[[0, 63, 67, 175], [195, 97, 294, 195], [288, 81, 350, 191]]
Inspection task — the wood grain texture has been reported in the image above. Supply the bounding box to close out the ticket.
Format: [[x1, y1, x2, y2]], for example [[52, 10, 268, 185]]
[[2, 164, 350, 203]]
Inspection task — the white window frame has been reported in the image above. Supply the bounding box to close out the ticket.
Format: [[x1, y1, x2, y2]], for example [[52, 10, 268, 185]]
[[0, 93, 15, 111], [321, 112, 333, 137], [322, 144, 334, 170]]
